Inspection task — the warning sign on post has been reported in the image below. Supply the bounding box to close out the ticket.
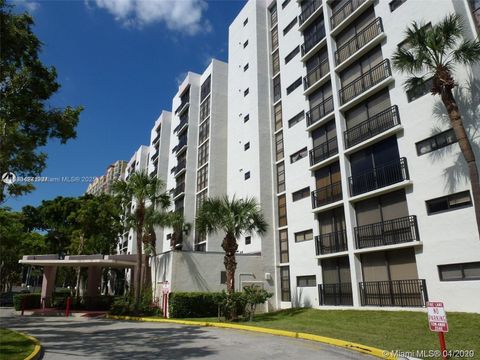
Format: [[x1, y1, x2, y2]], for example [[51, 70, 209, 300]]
[[427, 301, 448, 332]]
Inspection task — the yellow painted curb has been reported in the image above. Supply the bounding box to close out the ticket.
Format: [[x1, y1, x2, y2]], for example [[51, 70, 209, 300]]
[[6, 329, 42, 360], [106, 315, 396, 359]]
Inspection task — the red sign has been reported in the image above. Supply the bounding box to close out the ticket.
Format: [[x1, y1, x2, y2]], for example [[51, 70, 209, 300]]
[[427, 301, 448, 332]]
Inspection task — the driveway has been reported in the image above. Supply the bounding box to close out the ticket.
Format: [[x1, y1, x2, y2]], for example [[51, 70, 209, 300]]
[[0, 308, 374, 360]]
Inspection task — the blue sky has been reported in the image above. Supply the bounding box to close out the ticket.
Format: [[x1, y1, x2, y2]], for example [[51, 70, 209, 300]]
[[6, 0, 245, 211]]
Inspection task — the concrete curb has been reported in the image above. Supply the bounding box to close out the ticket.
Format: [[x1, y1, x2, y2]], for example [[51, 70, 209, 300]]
[[106, 315, 397, 359], [9, 330, 42, 360]]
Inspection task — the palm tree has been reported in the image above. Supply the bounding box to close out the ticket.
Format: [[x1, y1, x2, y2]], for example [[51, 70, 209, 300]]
[[112, 172, 170, 307], [167, 211, 191, 250], [195, 195, 267, 318], [392, 14, 480, 236]]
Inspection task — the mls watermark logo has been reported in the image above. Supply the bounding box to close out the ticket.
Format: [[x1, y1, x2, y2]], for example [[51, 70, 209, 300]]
[[1, 172, 16, 185]]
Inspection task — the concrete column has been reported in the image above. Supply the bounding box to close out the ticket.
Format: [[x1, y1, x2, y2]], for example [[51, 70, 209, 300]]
[[41, 266, 57, 307], [87, 267, 102, 297]]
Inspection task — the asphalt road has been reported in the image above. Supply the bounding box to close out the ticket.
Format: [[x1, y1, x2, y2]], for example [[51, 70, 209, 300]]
[[0, 308, 375, 360]]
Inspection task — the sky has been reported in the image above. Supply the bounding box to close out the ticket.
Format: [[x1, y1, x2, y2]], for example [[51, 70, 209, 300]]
[[6, 0, 246, 211]]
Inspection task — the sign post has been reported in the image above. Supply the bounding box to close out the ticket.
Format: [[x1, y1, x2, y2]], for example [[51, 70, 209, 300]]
[[162, 281, 171, 318], [427, 301, 448, 360]]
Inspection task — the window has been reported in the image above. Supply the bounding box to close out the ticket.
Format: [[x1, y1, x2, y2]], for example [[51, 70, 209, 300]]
[[199, 118, 210, 144], [438, 262, 480, 281], [286, 77, 302, 95], [278, 194, 288, 227], [243, 40, 249, 48], [279, 229, 289, 263], [245, 236, 251, 245], [389, 0, 407, 12], [290, 147, 307, 163], [288, 111, 305, 128], [200, 75, 211, 102], [426, 191, 472, 214], [285, 46, 300, 64], [244, 142, 250, 151], [292, 187, 310, 202], [243, 18, 248, 26], [273, 75, 281, 102], [277, 162, 285, 193], [197, 166, 208, 191], [281, 0, 290, 9], [244, 171, 251, 180], [407, 77, 433, 102], [196, 189, 207, 211], [244, 114, 250, 122], [274, 102, 282, 131], [272, 50, 280, 76], [280, 266, 291, 301], [295, 229, 313, 242], [271, 26, 279, 50], [275, 131, 284, 161], [198, 140, 209, 167], [244, 63, 249, 72], [244, 88, 249, 96], [200, 96, 210, 122], [416, 129, 457, 155], [283, 17, 297, 35], [269, 3, 277, 26], [297, 275, 316, 287], [220, 271, 227, 284]]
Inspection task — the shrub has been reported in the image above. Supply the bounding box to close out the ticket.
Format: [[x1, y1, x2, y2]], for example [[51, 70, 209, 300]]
[[243, 286, 272, 321], [169, 292, 221, 318], [213, 291, 247, 319], [110, 291, 161, 316], [13, 294, 41, 310]]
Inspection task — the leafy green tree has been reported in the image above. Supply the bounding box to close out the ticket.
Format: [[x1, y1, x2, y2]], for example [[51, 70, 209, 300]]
[[243, 285, 272, 321], [112, 172, 170, 308], [195, 196, 267, 320], [0, 0, 82, 203], [392, 14, 480, 235]]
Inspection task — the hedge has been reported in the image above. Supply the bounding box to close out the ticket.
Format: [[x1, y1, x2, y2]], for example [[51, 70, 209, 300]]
[[13, 294, 41, 310], [169, 292, 221, 318]]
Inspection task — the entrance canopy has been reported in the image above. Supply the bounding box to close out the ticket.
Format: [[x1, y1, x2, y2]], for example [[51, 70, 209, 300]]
[[19, 254, 137, 268]]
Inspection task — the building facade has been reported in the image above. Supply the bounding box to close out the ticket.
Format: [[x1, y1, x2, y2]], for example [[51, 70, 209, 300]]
[[86, 160, 127, 196]]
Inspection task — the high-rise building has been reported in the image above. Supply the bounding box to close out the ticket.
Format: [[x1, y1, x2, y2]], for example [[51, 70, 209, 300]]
[[86, 160, 127, 196]]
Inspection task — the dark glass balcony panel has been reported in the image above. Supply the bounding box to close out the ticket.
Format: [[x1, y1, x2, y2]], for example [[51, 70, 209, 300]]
[[318, 283, 353, 305], [174, 160, 186, 175], [355, 215, 419, 249], [299, 0, 322, 25], [339, 59, 391, 105], [174, 116, 189, 134], [344, 105, 400, 148], [311, 181, 342, 208], [315, 230, 348, 255], [304, 58, 329, 90], [306, 96, 334, 127], [349, 157, 409, 196], [330, 0, 367, 30], [309, 137, 338, 166], [173, 183, 185, 197], [335, 18, 383, 65], [301, 29, 326, 56], [359, 279, 428, 307]]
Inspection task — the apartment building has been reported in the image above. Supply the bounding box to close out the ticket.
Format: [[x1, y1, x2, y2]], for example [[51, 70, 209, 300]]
[[257, 0, 480, 312], [86, 160, 127, 196]]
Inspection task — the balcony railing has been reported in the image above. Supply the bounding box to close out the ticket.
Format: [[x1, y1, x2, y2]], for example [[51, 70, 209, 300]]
[[330, 0, 367, 30], [174, 116, 188, 134], [304, 57, 329, 90], [299, 0, 322, 25], [175, 101, 189, 115], [359, 279, 428, 307], [306, 96, 334, 127], [174, 160, 186, 175], [175, 137, 187, 154], [315, 229, 348, 255], [355, 215, 419, 249], [301, 29, 326, 56], [173, 183, 185, 197], [344, 105, 400, 148], [309, 137, 338, 166], [311, 181, 342, 208], [318, 283, 353, 306], [349, 157, 409, 196], [335, 18, 383, 65], [339, 59, 391, 105]]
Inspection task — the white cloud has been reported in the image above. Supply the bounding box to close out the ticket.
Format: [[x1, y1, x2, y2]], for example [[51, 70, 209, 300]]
[[89, 0, 210, 35], [14, 0, 40, 13]]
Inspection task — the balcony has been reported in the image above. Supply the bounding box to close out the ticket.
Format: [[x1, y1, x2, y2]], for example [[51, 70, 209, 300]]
[[330, 0, 367, 31], [173, 183, 185, 198], [174, 137, 187, 154], [344, 105, 400, 149], [174, 159, 186, 176], [306, 96, 334, 128], [339, 59, 392, 105], [359, 279, 428, 307], [174, 116, 188, 134], [309, 137, 338, 166], [311, 181, 342, 209], [348, 157, 409, 197], [318, 283, 353, 306], [299, 0, 322, 27], [301, 30, 326, 57], [315, 229, 348, 255], [303, 58, 329, 92], [355, 215, 419, 249], [335, 18, 383, 66], [175, 101, 189, 116]]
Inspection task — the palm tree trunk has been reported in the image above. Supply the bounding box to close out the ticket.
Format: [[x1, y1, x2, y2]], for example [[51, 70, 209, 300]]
[[134, 204, 145, 309], [441, 88, 480, 236], [222, 233, 238, 320]]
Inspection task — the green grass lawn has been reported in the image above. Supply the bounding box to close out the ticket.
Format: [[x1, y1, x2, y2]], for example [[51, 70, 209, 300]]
[[184, 308, 479, 359], [0, 328, 36, 360]]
